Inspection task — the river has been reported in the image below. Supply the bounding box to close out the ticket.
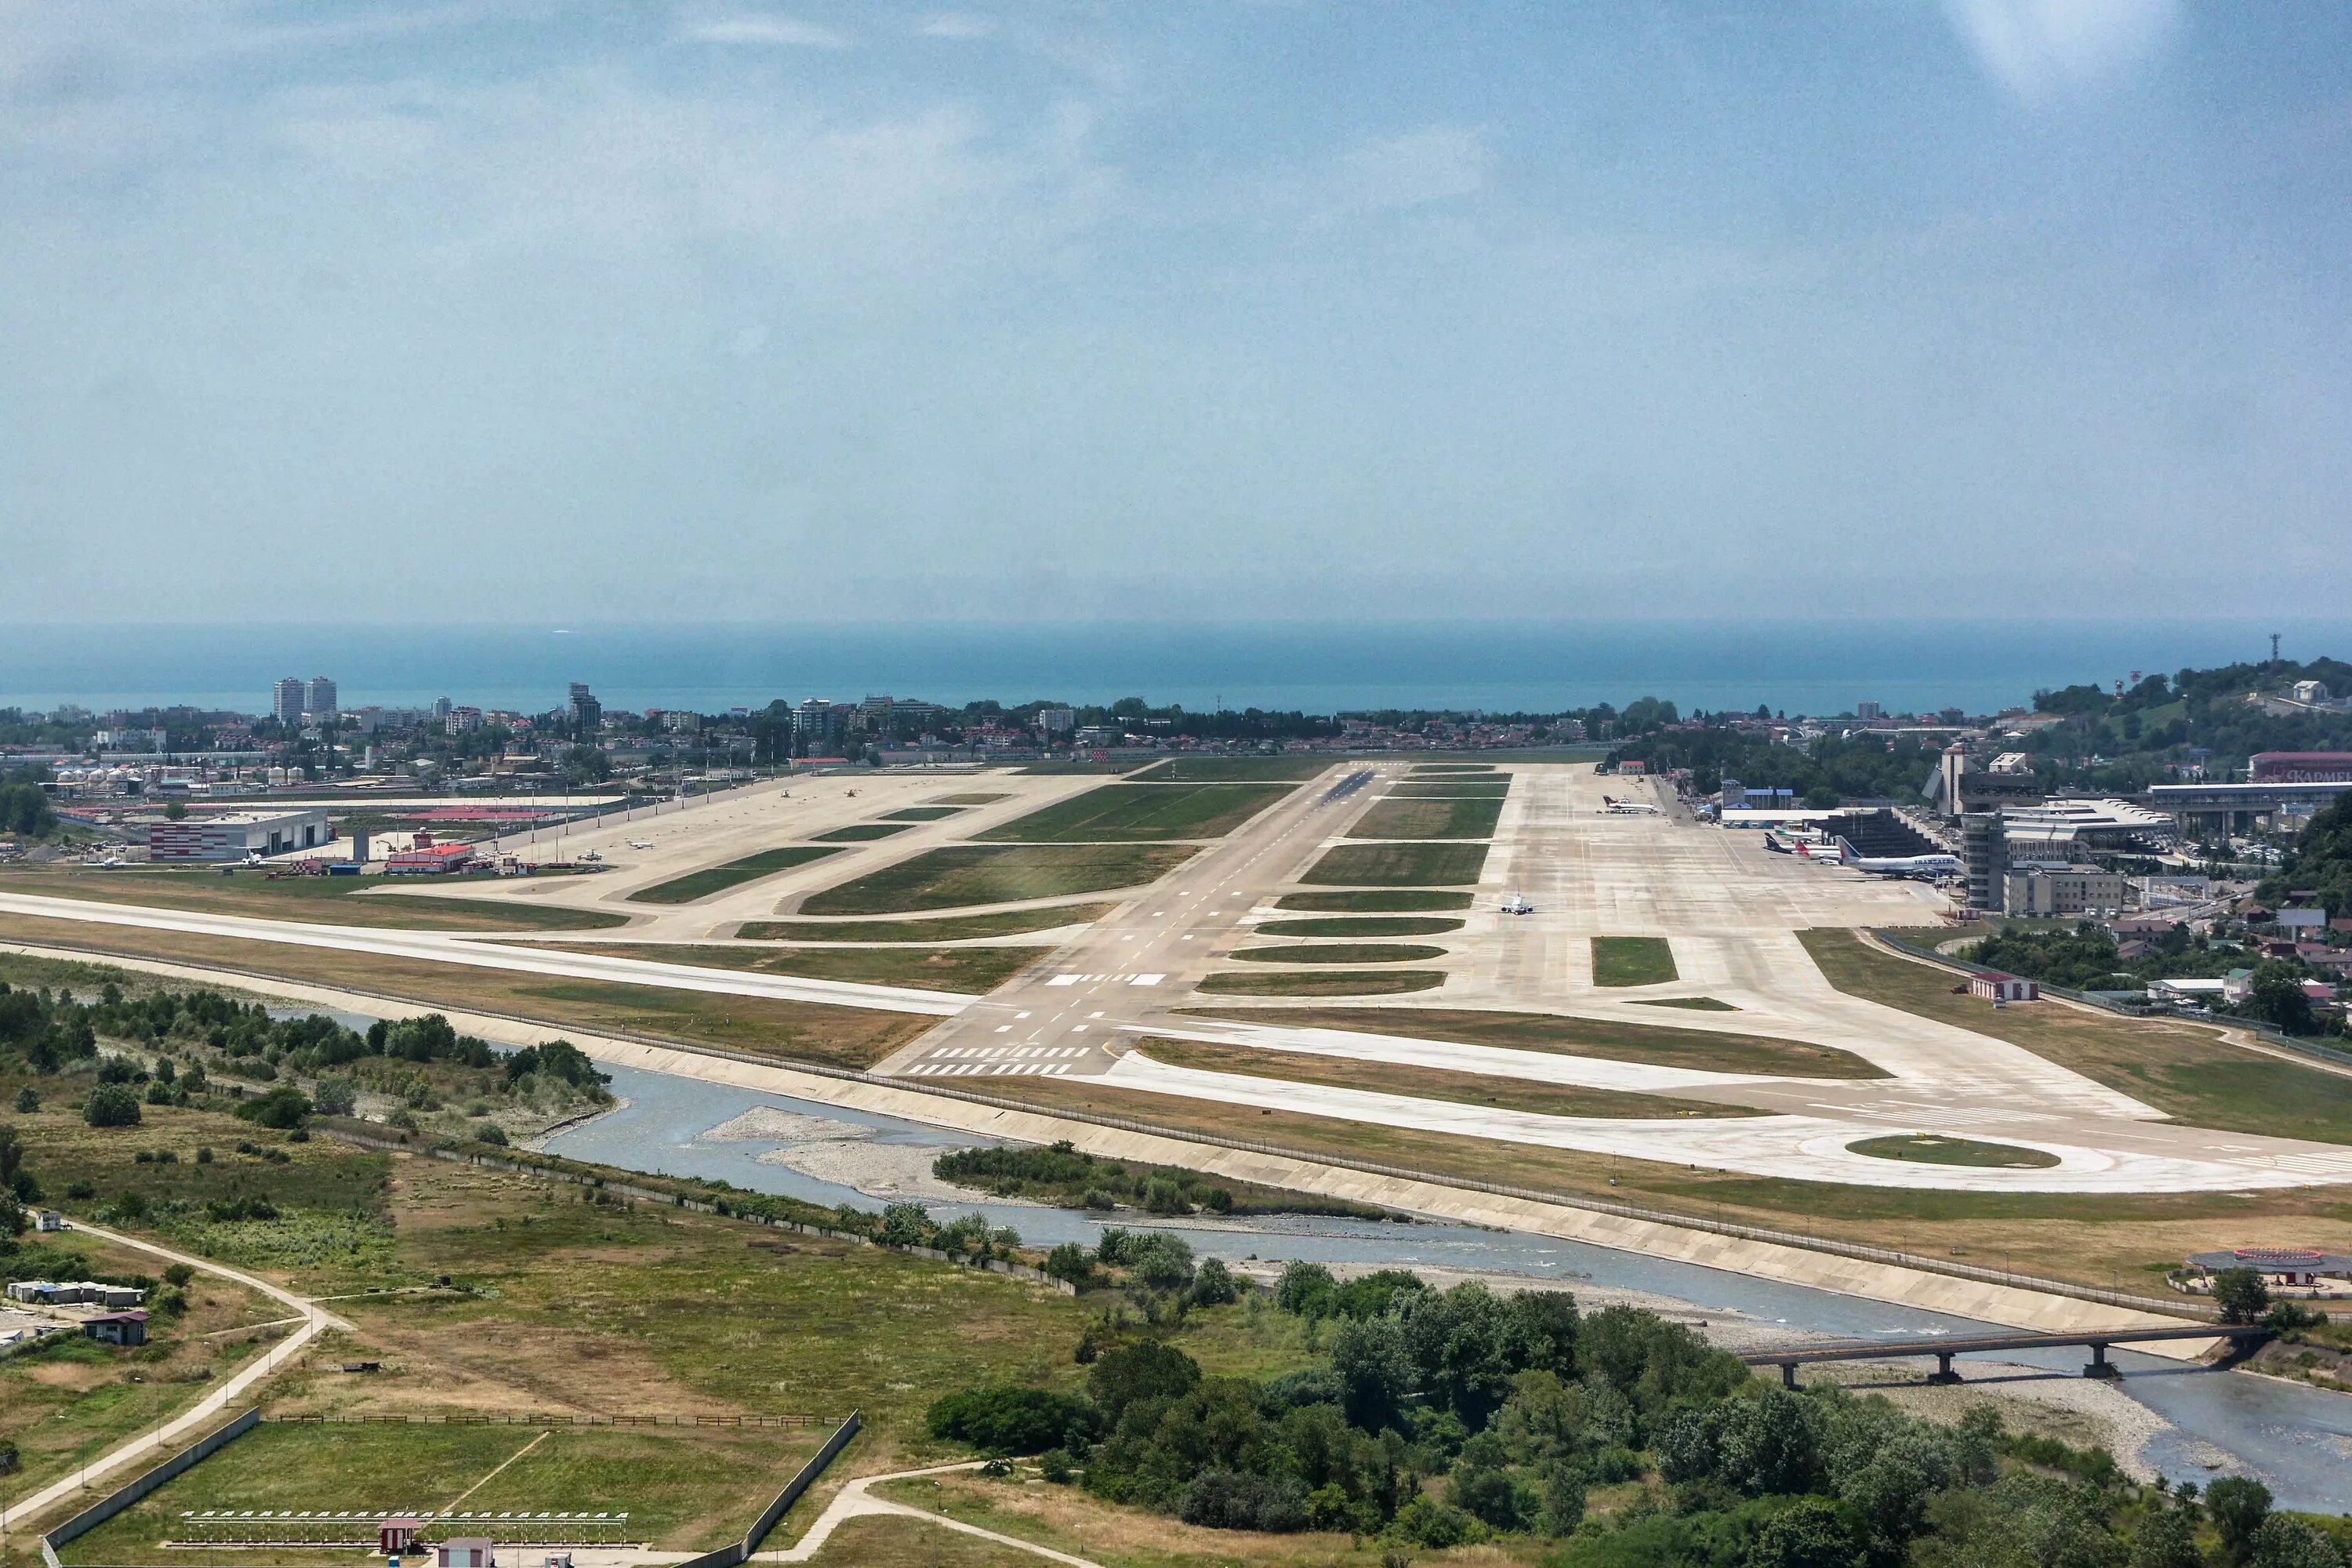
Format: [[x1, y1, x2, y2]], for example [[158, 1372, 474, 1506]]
[[543, 1061, 2352, 1512]]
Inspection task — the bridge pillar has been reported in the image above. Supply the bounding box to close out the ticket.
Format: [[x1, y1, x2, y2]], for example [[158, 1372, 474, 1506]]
[[1926, 1352, 1962, 1385], [2083, 1342, 2121, 1380], [1780, 1363, 1799, 1390]]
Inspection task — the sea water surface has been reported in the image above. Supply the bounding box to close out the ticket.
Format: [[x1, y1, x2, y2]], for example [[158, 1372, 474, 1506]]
[[7, 619, 2346, 720], [549, 1062, 2352, 1512]]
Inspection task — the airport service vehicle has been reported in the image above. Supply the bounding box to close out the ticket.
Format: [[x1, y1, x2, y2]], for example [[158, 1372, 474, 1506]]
[[1599, 795, 1661, 815], [1499, 892, 1534, 915], [579, 849, 603, 863]]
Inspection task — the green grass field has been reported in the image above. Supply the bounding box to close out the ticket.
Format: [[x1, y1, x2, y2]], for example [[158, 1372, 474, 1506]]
[[1181, 1004, 1886, 1079], [1273, 890, 1474, 913], [1635, 996, 1739, 1011], [976, 782, 1293, 842], [61, 1421, 825, 1561], [1801, 929, 2352, 1145], [537, 942, 1048, 994], [736, 904, 1113, 943], [1347, 796, 1504, 840], [1192, 971, 1444, 996], [1135, 1038, 1757, 1120], [0, 868, 627, 931], [1251, 916, 1463, 938], [1299, 842, 1488, 887], [1229, 942, 1449, 965], [799, 845, 1193, 915], [880, 807, 965, 821], [1848, 1134, 2059, 1170], [626, 848, 843, 905], [811, 822, 914, 842], [931, 793, 1009, 804], [1409, 764, 1497, 775], [1385, 778, 1512, 798], [1127, 757, 1334, 782], [1592, 935, 1679, 986]]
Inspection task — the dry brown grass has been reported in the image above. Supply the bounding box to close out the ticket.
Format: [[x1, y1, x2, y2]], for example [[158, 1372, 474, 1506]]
[[0, 915, 931, 1070], [977, 1075, 2352, 1294]]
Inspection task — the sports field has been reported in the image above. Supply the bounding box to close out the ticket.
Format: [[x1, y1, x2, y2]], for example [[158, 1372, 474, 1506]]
[[799, 844, 1195, 915], [626, 848, 842, 905], [1298, 842, 1489, 887], [975, 782, 1293, 842]]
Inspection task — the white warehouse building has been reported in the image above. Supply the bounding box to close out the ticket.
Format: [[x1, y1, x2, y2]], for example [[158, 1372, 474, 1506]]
[[148, 808, 334, 862]]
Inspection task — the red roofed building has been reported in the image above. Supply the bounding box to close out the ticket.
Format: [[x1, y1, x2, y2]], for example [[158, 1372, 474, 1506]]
[[387, 842, 476, 876]]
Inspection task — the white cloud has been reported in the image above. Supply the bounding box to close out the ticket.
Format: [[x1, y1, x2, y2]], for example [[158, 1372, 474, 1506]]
[[1942, 0, 2177, 97], [677, 14, 851, 49], [919, 13, 993, 40], [1326, 125, 1491, 217]]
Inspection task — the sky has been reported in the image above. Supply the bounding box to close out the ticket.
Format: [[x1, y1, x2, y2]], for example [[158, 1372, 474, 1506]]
[[4, 1, 2350, 625]]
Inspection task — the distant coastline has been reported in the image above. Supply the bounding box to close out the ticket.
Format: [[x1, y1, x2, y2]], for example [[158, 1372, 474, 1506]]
[[2, 617, 2344, 720]]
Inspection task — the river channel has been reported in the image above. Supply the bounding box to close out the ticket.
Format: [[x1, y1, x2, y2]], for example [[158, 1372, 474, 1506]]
[[539, 1060, 2352, 1512]]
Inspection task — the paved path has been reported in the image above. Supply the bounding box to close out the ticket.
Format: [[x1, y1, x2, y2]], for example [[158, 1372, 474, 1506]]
[[766, 1461, 1105, 1566], [0, 1222, 347, 1532]]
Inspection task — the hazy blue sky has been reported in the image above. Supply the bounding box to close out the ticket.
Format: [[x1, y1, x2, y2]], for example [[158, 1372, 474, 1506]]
[[5, 2, 2348, 623]]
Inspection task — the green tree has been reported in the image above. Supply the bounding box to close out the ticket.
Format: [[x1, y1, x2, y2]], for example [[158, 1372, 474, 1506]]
[[2129, 1504, 2203, 1568], [2241, 964, 2316, 1036], [82, 1083, 141, 1127], [2206, 1475, 2274, 1566], [1743, 1497, 1862, 1568], [2212, 1268, 2272, 1326], [1328, 1313, 1412, 1432], [2246, 1515, 2345, 1568]]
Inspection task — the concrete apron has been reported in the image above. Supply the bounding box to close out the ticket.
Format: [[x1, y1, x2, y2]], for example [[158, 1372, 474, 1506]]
[[5, 942, 2216, 1363]]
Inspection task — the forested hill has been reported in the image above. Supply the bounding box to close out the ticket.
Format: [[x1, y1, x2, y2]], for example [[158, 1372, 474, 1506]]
[[2261, 795, 2352, 919]]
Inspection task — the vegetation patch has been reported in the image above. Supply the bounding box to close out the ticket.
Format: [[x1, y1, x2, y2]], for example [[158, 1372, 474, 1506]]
[[1409, 764, 1498, 775], [1299, 842, 1488, 887], [800, 845, 1195, 916], [1274, 890, 1474, 913], [880, 806, 966, 821], [736, 905, 1113, 943], [1347, 796, 1504, 841], [1592, 936, 1678, 987], [60, 1420, 826, 1560], [977, 783, 1294, 843], [627, 847, 842, 905], [930, 1140, 1387, 1218], [1387, 778, 1512, 797], [0, 868, 628, 932], [1137, 1037, 1758, 1120], [531, 942, 1050, 995], [1193, 971, 1443, 997], [1250, 916, 1463, 938], [931, 793, 1009, 804], [1179, 1005, 1886, 1080], [1848, 1134, 2060, 1170], [1634, 996, 1739, 1011], [1802, 929, 2352, 1144], [1127, 757, 1334, 782], [1229, 943, 1448, 965], [810, 822, 914, 842]]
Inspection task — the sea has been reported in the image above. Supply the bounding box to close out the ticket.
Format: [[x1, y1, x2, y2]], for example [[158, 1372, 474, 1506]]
[[2, 619, 2343, 721]]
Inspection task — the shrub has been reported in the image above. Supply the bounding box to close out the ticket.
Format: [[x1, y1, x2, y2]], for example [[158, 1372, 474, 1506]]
[[234, 1086, 313, 1131], [1179, 1472, 1308, 1533], [925, 1385, 1097, 1455], [310, 1078, 358, 1118], [12, 1087, 36, 1113], [475, 1123, 509, 1147], [83, 1083, 142, 1127]]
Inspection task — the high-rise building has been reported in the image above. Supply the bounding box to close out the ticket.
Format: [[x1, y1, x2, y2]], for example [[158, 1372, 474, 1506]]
[[304, 676, 338, 718], [567, 682, 602, 732], [271, 677, 304, 726]]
